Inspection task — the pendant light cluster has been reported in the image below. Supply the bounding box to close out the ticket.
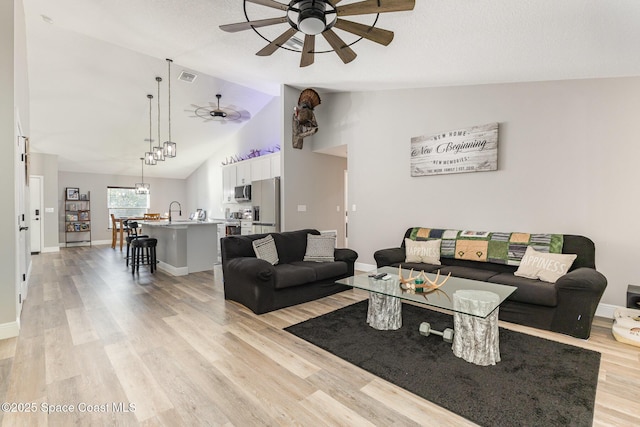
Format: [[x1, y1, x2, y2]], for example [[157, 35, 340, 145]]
[[136, 58, 178, 194]]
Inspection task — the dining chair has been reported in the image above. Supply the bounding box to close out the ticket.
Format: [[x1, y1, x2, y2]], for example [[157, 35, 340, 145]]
[[110, 214, 122, 249]]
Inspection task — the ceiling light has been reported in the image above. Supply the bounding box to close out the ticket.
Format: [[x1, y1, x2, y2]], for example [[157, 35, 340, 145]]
[[219, 0, 416, 67], [298, 0, 326, 35], [153, 77, 165, 161], [144, 94, 156, 166], [163, 59, 177, 158], [135, 157, 150, 194], [187, 93, 247, 123]]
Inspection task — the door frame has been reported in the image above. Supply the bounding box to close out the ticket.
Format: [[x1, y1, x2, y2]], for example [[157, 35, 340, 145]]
[[29, 175, 44, 254]]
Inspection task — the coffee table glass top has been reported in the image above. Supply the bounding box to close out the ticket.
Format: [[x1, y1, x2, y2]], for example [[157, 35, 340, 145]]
[[337, 266, 517, 318]]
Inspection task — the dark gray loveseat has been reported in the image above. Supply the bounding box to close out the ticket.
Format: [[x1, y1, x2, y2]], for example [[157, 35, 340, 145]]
[[374, 227, 607, 339], [221, 229, 358, 314]]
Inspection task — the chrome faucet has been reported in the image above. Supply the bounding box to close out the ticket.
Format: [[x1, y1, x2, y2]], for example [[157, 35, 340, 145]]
[[168, 201, 182, 223]]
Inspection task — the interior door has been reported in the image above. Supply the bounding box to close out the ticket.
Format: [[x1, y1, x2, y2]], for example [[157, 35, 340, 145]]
[[15, 129, 28, 319], [29, 176, 42, 253]]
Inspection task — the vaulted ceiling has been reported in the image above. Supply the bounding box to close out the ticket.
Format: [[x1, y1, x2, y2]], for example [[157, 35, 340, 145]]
[[22, 0, 640, 178]]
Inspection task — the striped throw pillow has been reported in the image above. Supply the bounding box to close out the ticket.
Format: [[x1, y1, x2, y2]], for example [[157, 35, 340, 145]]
[[304, 234, 335, 262], [252, 235, 279, 265]]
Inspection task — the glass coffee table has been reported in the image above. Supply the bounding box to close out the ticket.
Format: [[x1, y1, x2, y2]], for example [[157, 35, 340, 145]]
[[336, 266, 517, 365]]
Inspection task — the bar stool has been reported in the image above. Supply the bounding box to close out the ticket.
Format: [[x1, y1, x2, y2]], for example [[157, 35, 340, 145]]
[[124, 221, 148, 267], [131, 237, 158, 274]]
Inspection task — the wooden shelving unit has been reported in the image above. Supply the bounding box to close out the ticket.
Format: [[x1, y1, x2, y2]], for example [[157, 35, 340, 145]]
[[64, 189, 91, 247]]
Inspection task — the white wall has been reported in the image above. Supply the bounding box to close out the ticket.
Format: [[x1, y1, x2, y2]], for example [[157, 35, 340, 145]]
[[313, 77, 640, 308], [281, 85, 347, 246], [58, 171, 187, 243], [1, 0, 28, 337], [186, 96, 282, 220]]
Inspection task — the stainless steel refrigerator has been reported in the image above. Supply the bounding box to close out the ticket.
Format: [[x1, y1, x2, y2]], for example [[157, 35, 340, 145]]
[[252, 177, 280, 234]]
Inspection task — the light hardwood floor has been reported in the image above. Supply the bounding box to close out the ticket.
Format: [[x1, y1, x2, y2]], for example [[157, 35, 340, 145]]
[[0, 245, 638, 426]]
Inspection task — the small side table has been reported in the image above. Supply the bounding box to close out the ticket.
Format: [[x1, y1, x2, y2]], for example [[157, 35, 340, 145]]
[[627, 284, 640, 309], [452, 290, 501, 366]]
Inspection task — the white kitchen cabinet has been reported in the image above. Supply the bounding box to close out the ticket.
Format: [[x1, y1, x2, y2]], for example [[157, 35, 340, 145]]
[[236, 162, 251, 185], [270, 153, 281, 177], [251, 157, 271, 182], [222, 165, 236, 203], [240, 220, 253, 235]]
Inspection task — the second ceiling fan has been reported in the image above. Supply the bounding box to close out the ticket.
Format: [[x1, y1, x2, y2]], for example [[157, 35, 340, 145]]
[[219, 0, 416, 67]]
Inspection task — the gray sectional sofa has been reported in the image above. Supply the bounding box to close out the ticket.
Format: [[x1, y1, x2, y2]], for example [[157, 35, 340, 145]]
[[374, 227, 607, 339], [221, 229, 358, 314]]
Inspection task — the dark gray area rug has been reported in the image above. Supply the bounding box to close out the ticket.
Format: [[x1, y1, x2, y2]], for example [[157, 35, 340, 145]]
[[285, 301, 600, 426]]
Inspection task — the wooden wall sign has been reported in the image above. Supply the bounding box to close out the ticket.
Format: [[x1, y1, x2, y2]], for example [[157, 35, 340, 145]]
[[410, 122, 498, 177]]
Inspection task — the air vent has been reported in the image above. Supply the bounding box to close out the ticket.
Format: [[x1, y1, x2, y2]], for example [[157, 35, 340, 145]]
[[178, 71, 197, 83]]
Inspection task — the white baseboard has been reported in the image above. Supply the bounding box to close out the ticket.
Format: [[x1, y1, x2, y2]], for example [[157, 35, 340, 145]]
[[157, 261, 188, 276], [41, 246, 60, 253], [595, 303, 618, 319], [0, 321, 19, 340], [355, 262, 376, 272], [59, 240, 111, 248]]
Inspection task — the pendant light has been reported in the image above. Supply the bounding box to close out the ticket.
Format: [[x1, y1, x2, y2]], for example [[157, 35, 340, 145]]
[[163, 58, 177, 158], [135, 157, 150, 194], [144, 94, 156, 165], [153, 77, 165, 161]]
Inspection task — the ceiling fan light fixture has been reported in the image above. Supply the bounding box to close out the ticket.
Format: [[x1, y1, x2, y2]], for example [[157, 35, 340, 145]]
[[298, 0, 326, 35]]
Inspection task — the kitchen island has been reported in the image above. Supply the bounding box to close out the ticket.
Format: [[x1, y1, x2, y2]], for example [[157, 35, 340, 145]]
[[140, 220, 221, 276]]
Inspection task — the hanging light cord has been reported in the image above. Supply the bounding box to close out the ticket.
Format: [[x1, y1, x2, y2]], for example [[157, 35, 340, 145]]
[[148, 94, 153, 153], [167, 59, 172, 142], [157, 77, 161, 150]]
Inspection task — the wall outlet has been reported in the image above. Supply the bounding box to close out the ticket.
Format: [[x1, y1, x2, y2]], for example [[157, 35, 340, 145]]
[[297, 205, 307, 212], [352, 204, 357, 212]]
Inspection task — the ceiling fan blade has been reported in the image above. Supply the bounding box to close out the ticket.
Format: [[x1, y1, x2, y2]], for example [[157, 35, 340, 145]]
[[337, 0, 415, 17], [322, 29, 357, 64], [300, 34, 315, 67], [220, 16, 288, 33], [333, 18, 394, 46], [256, 27, 298, 56], [246, 0, 289, 11]]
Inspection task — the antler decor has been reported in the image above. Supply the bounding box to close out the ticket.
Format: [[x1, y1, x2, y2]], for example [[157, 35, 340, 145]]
[[398, 266, 451, 292]]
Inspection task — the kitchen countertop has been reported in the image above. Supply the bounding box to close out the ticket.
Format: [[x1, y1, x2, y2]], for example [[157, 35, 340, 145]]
[[140, 220, 223, 228]]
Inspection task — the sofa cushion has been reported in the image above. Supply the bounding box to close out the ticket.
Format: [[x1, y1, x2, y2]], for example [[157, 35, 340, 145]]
[[392, 262, 443, 273], [252, 235, 279, 265], [304, 234, 336, 262], [272, 264, 317, 289], [290, 261, 348, 281], [405, 238, 441, 264], [438, 266, 500, 281], [272, 229, 320, 264], [488, 273, 558, 307], [514, 247, 577, 283]]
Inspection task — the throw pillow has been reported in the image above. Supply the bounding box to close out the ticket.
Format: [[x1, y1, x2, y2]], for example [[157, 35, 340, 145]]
[[304, 234, 336, 262], [514, 246, 577, 283], [252, 235, 279, 265], [405, 238, 441, 264]]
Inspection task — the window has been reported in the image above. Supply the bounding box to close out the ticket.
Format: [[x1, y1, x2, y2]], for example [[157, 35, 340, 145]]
[[107, 187, 149, 228]]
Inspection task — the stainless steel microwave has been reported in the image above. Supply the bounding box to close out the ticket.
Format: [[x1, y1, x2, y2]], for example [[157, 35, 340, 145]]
[[234, 184, 251, 202]]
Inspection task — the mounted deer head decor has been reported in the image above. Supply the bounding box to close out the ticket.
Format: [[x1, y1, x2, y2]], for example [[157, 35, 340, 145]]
[[292, 88, 321, 149]]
